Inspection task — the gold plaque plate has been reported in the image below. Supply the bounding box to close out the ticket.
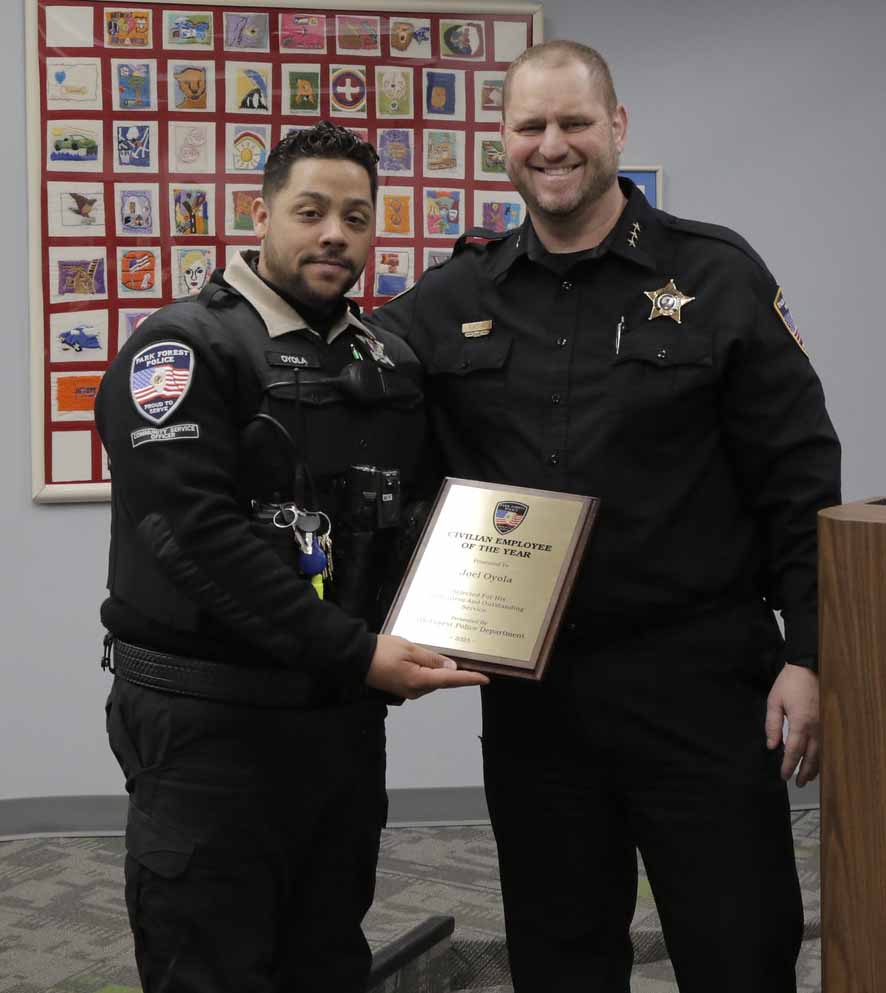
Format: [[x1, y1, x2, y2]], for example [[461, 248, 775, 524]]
[[383, 478, 599, 680]]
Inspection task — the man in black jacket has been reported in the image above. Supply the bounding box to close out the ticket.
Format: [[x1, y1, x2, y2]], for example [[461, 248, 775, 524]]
[[367, 43, 840, 993], [97, 122, 486, 993]]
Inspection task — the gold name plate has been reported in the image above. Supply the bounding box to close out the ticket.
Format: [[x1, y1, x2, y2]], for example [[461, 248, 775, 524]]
[[383, 478, 599, 680]]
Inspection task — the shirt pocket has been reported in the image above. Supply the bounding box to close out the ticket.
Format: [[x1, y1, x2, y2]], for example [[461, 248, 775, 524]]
[[606, 331, 714, 427], [427, 333, 513, 430]]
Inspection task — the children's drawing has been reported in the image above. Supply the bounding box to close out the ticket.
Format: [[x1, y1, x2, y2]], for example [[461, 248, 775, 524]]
[[112, 60, 156, 111], [336, 15, 380, 56], [227, 124, 269, 172], [171, 186, 213, 235], [389, 19, 431, 58], [376, 67, 412, 117], [172, 246, 214, 297], [377, 129, 413, 176], [280, 13, 326, 52], [104, 9, 152, 48], [440, 20, 485, 59], [224, 12, 269, 52], [425, 188, 463, 238], [329, 65, 367, 116], [164, 10, 213, 49], [46, 59, 101, 110], [115, 123, 155, 172]]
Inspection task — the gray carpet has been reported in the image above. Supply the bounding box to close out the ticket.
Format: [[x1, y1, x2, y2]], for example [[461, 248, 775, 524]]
[[0, 809, 822, 992]]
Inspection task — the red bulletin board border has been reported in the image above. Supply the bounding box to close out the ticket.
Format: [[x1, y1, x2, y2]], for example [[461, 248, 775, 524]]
[[26, 0, 543, 503]]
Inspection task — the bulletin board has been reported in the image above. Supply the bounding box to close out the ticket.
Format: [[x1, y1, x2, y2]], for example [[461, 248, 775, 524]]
[[26, 0, 543, 503]]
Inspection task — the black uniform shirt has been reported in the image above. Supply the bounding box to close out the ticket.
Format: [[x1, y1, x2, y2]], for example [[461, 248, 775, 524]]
[[96, 251, 423, 690], [367, 180, 841, 662]]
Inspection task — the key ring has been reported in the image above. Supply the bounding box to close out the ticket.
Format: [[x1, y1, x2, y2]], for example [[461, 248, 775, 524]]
[[272, 503, 299, 529]]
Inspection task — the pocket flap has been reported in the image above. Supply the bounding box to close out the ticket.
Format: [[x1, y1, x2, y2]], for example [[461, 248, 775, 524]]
[[431, 333, 513, 376], [615, 332, 712, 368], [126, 801, 195, 879]]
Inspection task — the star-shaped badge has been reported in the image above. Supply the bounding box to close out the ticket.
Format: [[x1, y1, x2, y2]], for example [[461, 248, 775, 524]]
[[644, 279, 695, 324]]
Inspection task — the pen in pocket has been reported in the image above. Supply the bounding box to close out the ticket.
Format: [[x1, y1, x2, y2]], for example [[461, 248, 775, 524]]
[[615, 316, 625, 355]]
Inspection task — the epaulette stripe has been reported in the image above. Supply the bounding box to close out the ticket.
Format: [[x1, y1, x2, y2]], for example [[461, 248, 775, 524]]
[[661, 216, 769, 273]]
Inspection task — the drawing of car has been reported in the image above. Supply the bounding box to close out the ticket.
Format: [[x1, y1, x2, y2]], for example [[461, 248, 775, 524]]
[[53, 133, 99, 155], [58, 325, 101, 352], [171, 18, 210, 42]]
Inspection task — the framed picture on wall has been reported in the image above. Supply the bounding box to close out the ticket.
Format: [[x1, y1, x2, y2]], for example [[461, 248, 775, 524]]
[[618, 165, 663, 210], [26, 0, 544, 503]]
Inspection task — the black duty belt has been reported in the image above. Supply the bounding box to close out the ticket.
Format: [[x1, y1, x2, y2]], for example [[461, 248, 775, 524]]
[[107, 638, 319, 709]]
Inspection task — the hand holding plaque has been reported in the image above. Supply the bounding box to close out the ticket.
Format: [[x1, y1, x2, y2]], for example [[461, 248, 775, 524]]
[[382, 478, 599, 680]]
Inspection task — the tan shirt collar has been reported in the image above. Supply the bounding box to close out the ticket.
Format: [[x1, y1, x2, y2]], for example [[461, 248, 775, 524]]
[[223, 249, 369, 344]]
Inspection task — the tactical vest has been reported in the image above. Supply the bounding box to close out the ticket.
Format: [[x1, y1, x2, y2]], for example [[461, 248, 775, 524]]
[[108, 281, 426, 639], [203, 279, 426, 626]]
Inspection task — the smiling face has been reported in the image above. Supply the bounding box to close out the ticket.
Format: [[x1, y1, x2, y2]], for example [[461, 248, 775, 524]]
[[502, 58, 626, 228], [252, 157, 374, 312]]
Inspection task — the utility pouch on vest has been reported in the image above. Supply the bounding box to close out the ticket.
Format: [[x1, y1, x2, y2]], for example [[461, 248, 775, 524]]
[[346, 464, 401, 530]]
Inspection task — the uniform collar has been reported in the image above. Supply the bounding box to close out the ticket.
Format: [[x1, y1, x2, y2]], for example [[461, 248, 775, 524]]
[[604, 177, 658, 271], [490, 177, 660, 281], [223, 249, 371, 344], [488, 223, 531, 282]]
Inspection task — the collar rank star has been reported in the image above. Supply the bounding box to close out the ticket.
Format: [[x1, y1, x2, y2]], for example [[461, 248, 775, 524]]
[[644, 279, 695, 324]]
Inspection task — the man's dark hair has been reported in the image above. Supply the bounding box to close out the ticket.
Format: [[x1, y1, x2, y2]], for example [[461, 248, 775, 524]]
[[262, 121, 380, 203]]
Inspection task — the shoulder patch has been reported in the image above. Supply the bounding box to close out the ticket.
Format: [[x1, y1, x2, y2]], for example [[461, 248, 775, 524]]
[[130, 340, 195, 424], [773, 288, 806, 354]]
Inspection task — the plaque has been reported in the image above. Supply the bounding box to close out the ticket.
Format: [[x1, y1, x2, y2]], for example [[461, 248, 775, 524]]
[[382, 478, 599, 680]]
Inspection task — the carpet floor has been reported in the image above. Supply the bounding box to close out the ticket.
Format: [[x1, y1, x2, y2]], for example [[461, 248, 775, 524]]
[[0, 808, 821, 992]]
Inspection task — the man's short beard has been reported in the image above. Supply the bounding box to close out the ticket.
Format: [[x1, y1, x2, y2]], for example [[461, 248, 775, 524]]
[[510, 156, 620, 221], [262, 243, 358, 312]]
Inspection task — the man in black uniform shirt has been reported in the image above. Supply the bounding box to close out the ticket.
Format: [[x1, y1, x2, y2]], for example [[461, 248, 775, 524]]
[[368, 42, 840, 993], [96, 123, 487, 993]]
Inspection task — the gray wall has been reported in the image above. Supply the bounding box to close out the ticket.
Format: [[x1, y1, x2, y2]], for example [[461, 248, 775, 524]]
[[3, 0, 884, 805]]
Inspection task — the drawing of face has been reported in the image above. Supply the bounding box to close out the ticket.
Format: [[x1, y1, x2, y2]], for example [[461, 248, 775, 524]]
[[390, 22, 413, 52], [181, 250, 208, 292], [174, 67, 207, 106]]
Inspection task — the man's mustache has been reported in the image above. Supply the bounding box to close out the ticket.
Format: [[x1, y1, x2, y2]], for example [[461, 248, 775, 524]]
[[300, 254, 355, 274]]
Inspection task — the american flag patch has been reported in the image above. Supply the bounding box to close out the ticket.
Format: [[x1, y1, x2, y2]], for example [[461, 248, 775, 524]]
[[773, 288, 806, 354], [494, 501, 528, 535], [130, 340, 195, 424]]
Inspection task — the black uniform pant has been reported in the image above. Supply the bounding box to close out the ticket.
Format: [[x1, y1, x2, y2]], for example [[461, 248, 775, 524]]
[[481, 600, 804, 993], [106, 677, 387, 993]]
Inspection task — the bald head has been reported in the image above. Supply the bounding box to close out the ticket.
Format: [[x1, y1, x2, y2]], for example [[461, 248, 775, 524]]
[[502, 40, 618, 121]]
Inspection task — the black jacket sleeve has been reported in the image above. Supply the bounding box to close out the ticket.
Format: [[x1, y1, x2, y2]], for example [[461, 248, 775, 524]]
[[719, 265, 841, 661]]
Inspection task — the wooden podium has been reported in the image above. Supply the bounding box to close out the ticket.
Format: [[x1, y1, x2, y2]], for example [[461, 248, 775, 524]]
[[819, 499, 886, 992]]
